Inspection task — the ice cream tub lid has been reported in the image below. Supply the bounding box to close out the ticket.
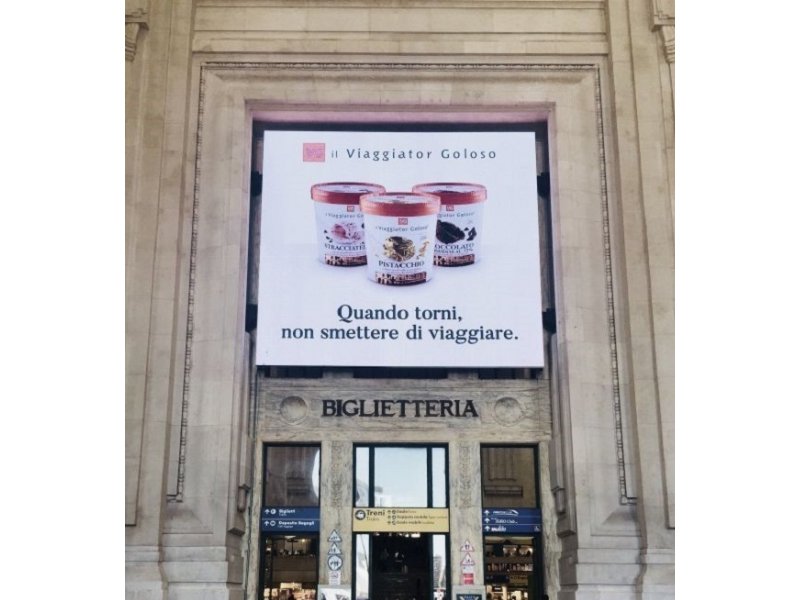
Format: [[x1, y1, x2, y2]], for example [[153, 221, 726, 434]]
[[359, 192, 441, 217], [311, 182, 386, 204], [411, 182, 487, 205]]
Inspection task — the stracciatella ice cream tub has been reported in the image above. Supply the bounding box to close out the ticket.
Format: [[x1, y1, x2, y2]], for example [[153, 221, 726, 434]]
[[311, 182, 386, 266], [359, 192, 441, 285], [411, 182, 487, 266]]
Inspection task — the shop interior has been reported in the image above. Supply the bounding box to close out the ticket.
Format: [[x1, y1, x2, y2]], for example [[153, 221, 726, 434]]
[[483, 536, 536, 600], [262, 535, 319, 600]]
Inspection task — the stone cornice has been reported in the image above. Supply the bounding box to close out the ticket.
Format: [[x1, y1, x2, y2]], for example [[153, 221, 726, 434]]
[[651, 0, 674, 64], [651, 0, 674, 26], [196, 0, 604, 7]]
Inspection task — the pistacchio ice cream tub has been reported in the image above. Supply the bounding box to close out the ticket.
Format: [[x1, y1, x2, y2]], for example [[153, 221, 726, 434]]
[[411, 182, 487, 266], [311, 182, 386, 266], [359, 192, 441, 285]]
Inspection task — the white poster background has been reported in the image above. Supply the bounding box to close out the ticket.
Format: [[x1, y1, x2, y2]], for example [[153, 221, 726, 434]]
[[318, 586, 351, 600], [256, 130, 543, 367]]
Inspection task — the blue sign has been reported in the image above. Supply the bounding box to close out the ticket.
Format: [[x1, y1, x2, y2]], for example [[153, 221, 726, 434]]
[[482, 508, 542, 534], [261, 506, 321, 532]]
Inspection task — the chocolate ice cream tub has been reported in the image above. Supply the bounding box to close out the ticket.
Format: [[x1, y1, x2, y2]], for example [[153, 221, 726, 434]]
[[359, 192, 441, 285], [411, 182, 487, 266], [311, 182, 386, 266]]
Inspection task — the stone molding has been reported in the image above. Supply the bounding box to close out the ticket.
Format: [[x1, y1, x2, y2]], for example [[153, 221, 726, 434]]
[[172, 60, 634, 511], [651, 0, 674, 23], [659, 25, 675, 64], [591, 61, 636, 506], [152, 58, 661, 599], [195, 0, 605, 8], [125, 9, 149, 62], [651, 0, 675, 64]]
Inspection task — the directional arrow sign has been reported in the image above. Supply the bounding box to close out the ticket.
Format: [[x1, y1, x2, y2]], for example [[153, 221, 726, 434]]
[[483, 523, 542, 533], [482, 508, 542, 533], [261, 507, 321, 532], [263, 507, 320, 519]]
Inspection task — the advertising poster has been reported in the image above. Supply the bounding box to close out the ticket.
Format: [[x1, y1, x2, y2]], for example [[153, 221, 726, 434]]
[[256, 129, 543, 367]]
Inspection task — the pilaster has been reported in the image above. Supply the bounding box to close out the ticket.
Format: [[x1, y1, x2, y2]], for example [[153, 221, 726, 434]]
[[605, 0, 675, 597]]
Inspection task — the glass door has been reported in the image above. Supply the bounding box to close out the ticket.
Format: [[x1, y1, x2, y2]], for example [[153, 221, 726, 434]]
[[260, 445, 321, 600], [372, 532, 430, 600], [480, 445, 544, 600], [353, 444, 449, 600]]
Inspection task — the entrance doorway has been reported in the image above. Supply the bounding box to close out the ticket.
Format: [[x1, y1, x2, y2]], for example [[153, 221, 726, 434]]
[[373, 533, 430, 600], [355, 532, 447, 600], [353, 444, 450, 600]]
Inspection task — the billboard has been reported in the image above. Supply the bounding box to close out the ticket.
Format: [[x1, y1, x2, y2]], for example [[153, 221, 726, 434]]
[[256, 129, 543, 367]]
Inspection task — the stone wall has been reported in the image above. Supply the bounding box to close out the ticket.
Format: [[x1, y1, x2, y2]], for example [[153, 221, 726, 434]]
[[125, 2, 675, 599]]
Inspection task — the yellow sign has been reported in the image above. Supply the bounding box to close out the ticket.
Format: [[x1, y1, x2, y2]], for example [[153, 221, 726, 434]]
[[509, 574, 531, 587], [352, 508, 450, 532]]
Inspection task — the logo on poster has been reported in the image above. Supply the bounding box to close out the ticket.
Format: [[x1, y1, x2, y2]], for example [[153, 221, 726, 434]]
[[303, 143, 326, 162], [398, 217, 408, 225]]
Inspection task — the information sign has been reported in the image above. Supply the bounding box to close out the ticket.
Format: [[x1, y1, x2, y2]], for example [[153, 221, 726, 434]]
[[352, 507, 450, 532], [327, 554, 343, 571], [453, 586, 484, 600], [482, 508, 542, 534], [261, 506, 321, 532]]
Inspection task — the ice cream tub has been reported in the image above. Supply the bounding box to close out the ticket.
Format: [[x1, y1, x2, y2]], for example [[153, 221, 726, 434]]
[[359, 192, 441, 285], [411, 182, 487, 266], [311, 182, 386, 266]]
